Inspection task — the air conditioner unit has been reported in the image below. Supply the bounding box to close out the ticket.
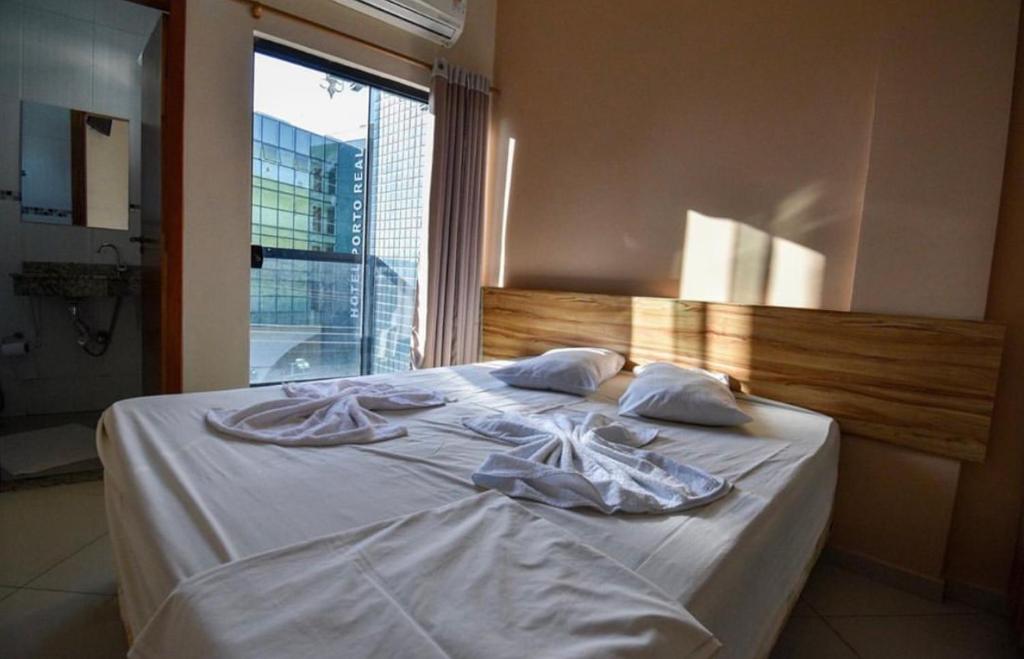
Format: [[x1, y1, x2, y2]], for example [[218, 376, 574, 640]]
[[332, 0, 467, 47]]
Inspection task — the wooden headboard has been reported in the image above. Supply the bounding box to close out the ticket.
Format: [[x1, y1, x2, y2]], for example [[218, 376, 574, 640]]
[[481, 287, 1006, 462]]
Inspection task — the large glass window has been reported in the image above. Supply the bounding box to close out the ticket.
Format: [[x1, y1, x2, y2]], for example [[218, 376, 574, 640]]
[[249, 42, 432, 384]]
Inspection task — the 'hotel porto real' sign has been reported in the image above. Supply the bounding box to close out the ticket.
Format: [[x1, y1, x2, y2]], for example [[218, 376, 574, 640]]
[[347, 146, 365, 321]]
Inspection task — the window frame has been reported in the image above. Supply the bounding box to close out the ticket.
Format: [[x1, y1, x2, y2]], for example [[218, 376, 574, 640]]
[[250, 39, 430, 385], [254, 39, 429, 105]]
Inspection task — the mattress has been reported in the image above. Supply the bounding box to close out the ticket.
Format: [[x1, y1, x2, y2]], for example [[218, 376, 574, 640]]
[[99, 362, 839, 659]]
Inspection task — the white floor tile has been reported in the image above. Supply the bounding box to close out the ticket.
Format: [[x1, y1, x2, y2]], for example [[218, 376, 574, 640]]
[[27, 534, 116, 596], [0, 588, 126, 659], [770, 615, 859, 659], [0, 481, 108, 586], [829, 613, 1020, 659], [802, 564, 974, 617]]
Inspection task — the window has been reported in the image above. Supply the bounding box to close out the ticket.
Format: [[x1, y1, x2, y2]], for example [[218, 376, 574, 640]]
[[249, 41, 433, 384]]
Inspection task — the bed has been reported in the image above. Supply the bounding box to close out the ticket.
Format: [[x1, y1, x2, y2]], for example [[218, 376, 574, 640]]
[[100, 286, 1004, 658], [100, 361, 838, 658]]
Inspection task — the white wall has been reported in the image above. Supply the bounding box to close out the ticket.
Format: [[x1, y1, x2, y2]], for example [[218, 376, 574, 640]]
[[0, 0, 160, 416], [180, 0, 496, 392]]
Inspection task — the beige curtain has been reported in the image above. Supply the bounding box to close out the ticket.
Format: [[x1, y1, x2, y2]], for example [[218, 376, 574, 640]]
[[413, 60, 491, 368]]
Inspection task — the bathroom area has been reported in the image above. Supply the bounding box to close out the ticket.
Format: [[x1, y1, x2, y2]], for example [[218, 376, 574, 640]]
[[0, 0, 165, 489]]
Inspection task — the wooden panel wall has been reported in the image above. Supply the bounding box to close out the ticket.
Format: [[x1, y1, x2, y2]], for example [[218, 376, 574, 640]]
[[481, 288, 1006, 462]]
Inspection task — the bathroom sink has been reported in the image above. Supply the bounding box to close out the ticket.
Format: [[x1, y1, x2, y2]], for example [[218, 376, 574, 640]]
[[10, 262, 141, 298]]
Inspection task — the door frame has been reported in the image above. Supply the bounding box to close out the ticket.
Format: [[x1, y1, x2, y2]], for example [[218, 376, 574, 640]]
[[162, 0, 185, 393], [130, 0, 184, 393]]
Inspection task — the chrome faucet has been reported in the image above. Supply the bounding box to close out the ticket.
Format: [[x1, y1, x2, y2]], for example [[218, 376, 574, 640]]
[[97, 243, 127, 272]]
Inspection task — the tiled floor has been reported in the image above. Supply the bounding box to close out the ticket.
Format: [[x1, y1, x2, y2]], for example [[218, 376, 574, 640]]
[[771, 565, 1021, 658], [0, 480, 125, 659], [0, 481, 1019, 658]]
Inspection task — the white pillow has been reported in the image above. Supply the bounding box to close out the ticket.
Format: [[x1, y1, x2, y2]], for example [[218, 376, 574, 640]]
[[491, 348, 626, 396], [619, 362, 751, 426]]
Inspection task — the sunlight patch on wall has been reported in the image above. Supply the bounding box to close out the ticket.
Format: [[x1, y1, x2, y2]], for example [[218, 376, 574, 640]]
[[680, 211, 771, 304], [730, 223, 771, 305], [680, 211, 737, 302], [766, 237, 825, 308], [497, 137, 517, 287], [771, 182, 825, 233], [679, 210, 825, 309]]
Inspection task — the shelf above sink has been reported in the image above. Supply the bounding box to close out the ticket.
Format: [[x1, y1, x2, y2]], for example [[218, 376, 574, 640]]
[[10, 261, 141, 298]]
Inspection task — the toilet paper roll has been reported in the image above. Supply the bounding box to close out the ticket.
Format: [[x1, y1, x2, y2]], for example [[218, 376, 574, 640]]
[[1, 341, 30, 357]]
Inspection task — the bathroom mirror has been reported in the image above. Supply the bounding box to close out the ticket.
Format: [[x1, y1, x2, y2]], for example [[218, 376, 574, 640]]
[[20, 100, 130, 231]]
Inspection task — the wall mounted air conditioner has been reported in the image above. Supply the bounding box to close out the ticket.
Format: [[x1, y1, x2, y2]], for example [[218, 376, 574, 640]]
[[332, 0, 467, 47]]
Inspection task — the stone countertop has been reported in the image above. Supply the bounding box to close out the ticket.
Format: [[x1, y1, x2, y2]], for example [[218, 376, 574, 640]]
[[11, 261, 142, 298]]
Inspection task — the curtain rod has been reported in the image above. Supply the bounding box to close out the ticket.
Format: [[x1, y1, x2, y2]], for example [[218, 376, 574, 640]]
[[236, 1, 499, 94]]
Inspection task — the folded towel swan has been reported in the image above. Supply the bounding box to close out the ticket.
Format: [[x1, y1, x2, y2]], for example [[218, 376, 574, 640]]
[[206, 380, 447, 446], [463, 412, 732, 514]]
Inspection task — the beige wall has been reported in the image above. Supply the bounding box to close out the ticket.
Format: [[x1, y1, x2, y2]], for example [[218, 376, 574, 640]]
[[489, 0, 1019, 593], [850, 0, 1018, 318], [490, 0, 1016, 316], [946, 12, 1024, 598], [830, 436, 961, 583], [490, 0, 883, 308], [181, 0, 496, 392]]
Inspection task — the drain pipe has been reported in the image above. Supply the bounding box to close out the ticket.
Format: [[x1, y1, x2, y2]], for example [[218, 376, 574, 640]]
[[67, 297, 123, 357]]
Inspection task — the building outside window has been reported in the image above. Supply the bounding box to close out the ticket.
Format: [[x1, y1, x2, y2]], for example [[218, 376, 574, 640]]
[[249, 43, 432, 384]]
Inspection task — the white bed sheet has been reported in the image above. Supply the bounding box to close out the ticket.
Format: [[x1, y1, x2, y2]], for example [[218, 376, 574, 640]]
[[129, 492, 721, 659], [99, 362, 839, 659]]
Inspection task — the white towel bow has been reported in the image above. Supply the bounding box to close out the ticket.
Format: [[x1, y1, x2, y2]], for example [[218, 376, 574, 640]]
[[464, 412, 731, 514], [206, 381, 446, 446]]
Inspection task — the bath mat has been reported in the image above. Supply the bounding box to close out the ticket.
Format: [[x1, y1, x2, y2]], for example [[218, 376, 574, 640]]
[[0, 424, 99, 476]]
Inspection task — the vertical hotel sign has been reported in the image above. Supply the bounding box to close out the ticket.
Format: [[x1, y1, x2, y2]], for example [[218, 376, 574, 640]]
[[348, 147, 365, 321]]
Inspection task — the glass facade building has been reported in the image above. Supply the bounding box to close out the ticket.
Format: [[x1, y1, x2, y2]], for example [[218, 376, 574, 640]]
[[249, 87, 431, 384], [366, 91, 432, 373]]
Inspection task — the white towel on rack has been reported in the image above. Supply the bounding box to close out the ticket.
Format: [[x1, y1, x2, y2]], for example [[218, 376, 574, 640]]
[[463, 412, 731, 514], [206, 381, 446, 447]]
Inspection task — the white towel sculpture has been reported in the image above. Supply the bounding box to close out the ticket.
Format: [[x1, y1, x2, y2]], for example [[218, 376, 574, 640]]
[[464, 412, 732, 514], [207, 380, 447, 447]]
